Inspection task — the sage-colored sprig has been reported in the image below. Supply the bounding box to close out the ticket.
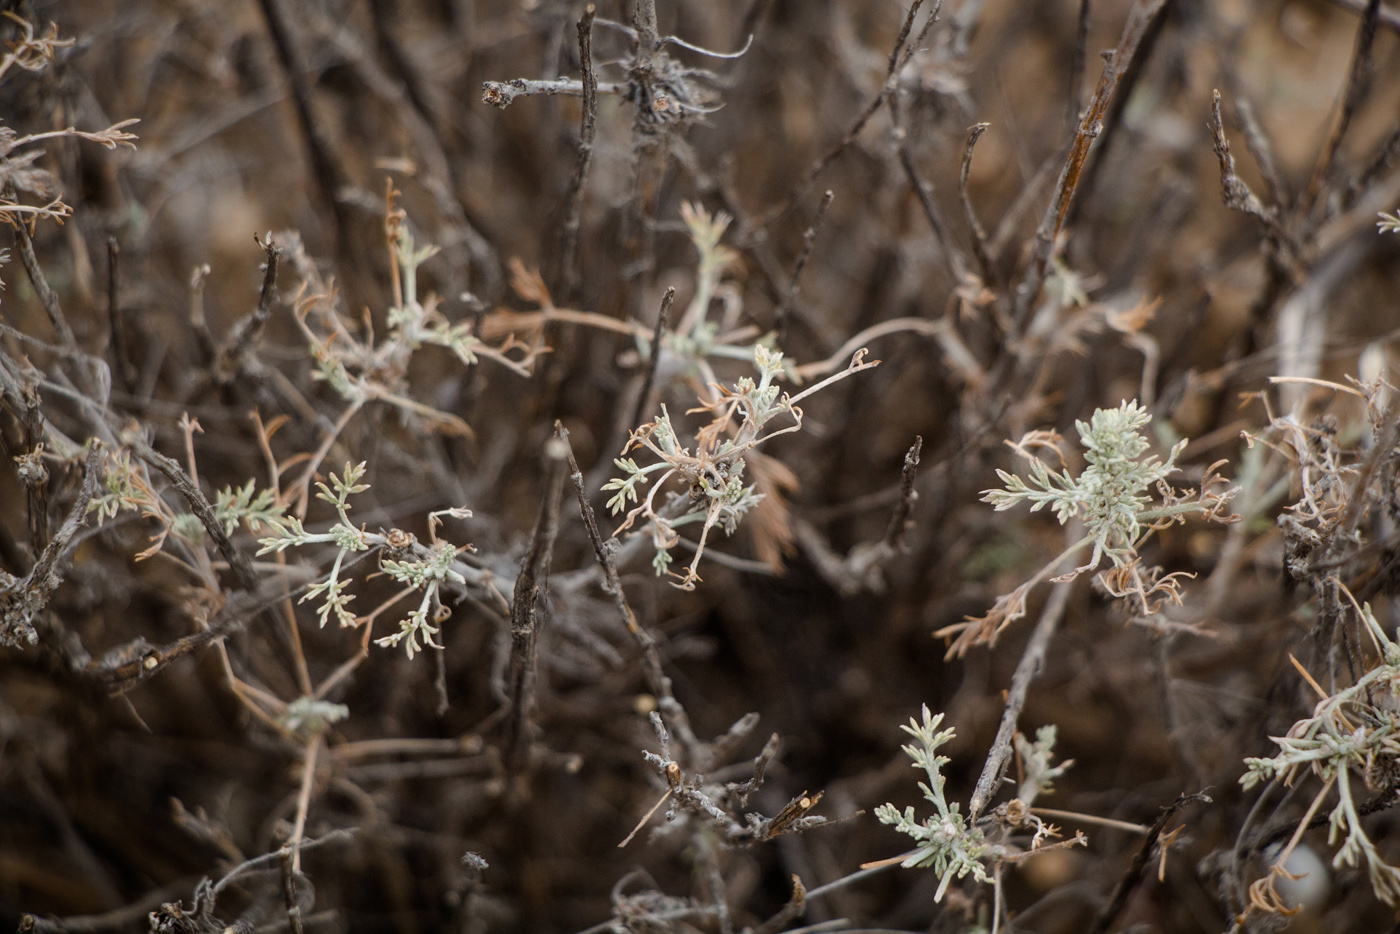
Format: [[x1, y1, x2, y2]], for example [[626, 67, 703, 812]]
[[874, 706, 992, 902], [983, 400, 1186, 570], [1241, 598, 1400, 906]]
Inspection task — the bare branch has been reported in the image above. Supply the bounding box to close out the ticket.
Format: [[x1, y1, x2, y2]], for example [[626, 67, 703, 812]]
[[1012, 0, 1166, 328], [1303, 0, 1382, 213], [504, 435, 568, 773], [959, 123, 994, 283], [559, 5, 599, 300]]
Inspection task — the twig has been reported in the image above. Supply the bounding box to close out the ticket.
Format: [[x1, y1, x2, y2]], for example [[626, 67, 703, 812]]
[[559, 5, 599, 300], [702, 839, 734, 934], [1235, 96, 1287, 209], [106, 236, 135, 393], [1207, 90, 1291, 251], [1086, 792, 1211, 934], [555, 423, 703, 759], [1325, 0, 1400, 31], [630, 287, 675, 434], [434, 644, 450, 716], [882, 437, 922, 553], [254, 0, 349, 248], [288, 733, 321, 874], [126, 435, 259, 591], [504, 435, 568, 773], [1068, 0, 1091, 126], [13, 222, 79, 356], [1, 442, 102, 648], [0, 356, 50, 561], [632, 0, 660, 53], [1029, 807, 1150, 835], [12, 222, 99, 398], [755, 0, 928, 227], [482, 77, 626, 108], [803, 849, 918, 901], [87, 593, 280, 696], [1312, 398, 1400, 572], [968, 568, 1075, 821], [212, 830, 355, 898], [213, 235, 281, 383], [959, 123, 994, 284], [1012, 0, 1166, 328], [752, 875, 806, 934], [1345, 123, 1400, 209], [795, 437, 923, 595], [19, 882, 195, 933], [1303, 0, 1382, 214], [895, 134, 968, 282], [278, 847, 305, 934], [775, 190, 833, 347]]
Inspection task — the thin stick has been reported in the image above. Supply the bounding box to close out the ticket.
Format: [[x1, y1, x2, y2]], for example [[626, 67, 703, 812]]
[[13, 222, 80, 356], [881, 437, 922, 553], [214, 236, 281, 383], [1, 443, 101, 647], [289, 732, 322, 874], [959, 123, 994, 283], [618, 787, 672, 847], [556, 4, 599, 300], [968, 572, 1074, 821], [278, 847, 306, 934], [756, 0, 927, 227], [1345, 123, 1400, 208], [106, 236, 135, 393], [129, 436, 259, 591], [212, 829, 355, 898], [630, 287, 675, 433], [1086, 792, 1211, 934], [555, 423, 703, 757], [812, 848, 918, 898], [1068, 0, 1091, 126], [1208, 90, 1292, 251], [482, 77, 626, 108], [1235, 96, 1287, 209], [254, 0, 349, 248], [1326, 0, 1400, 30], [1029, 807, 1150, 835], [504, 435, 568, 773], [13, 221, 100, 399], [891, 101, 968, 284], [775, 190, 833, 347], [1303, 0, 1382, 213], [1012, 0, 1165, 329]]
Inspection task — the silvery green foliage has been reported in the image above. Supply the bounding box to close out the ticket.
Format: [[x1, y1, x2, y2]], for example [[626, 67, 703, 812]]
[[258, 462, 371, 630], [214, 479, 285, 536], [983, 401, 1186, 570], [605, 344, 828, 588], [1015, 725, 1073, 806], [256, 463, 471, 659], [375, 542, 465, 658], [1241, 601, 1400, 905], [874, 706, 991, 902], [278, 696, 349, 736]]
